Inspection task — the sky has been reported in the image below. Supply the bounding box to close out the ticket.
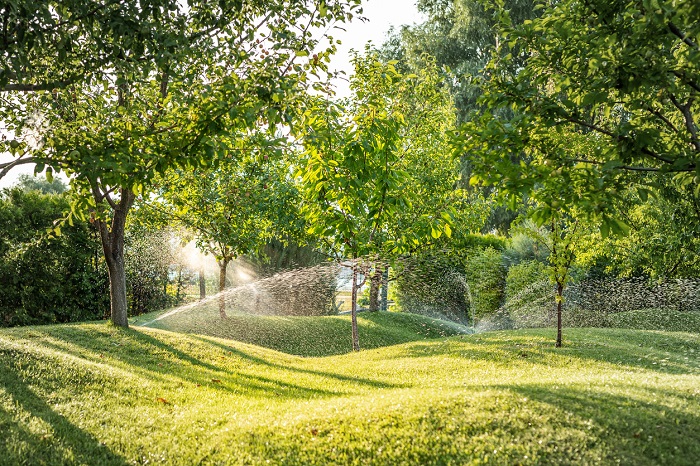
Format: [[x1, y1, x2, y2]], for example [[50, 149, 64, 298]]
[[327, 0, 424, 96], [0, 0, 424, 189]]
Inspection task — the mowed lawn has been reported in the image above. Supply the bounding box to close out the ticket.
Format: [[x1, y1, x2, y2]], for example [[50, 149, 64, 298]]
[[0, 314, 698, 465]]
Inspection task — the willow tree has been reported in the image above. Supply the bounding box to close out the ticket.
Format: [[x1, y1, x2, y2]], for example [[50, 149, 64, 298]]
[[0, 0, 361, 327]]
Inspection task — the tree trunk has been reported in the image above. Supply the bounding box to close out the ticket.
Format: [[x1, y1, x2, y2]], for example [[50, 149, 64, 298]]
[[368, 266, 383, 311], [380, 267, 389, 311], [94, 187, 135, 328], [556, 281, 564, 348], [105, 254, 129, 327], [351, 266, 360, 352], [218, 258, 229, 318], [176, 266, 184, 302], [199, 267, 206, 300]]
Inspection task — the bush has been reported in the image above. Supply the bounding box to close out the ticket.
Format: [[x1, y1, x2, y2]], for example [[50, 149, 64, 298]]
[[505, 260, 549, 301], [464, 247, 506, 319], [0, 187, 109, 326]]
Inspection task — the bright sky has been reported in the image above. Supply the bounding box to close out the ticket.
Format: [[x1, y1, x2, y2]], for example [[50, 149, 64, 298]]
[[328, 0, 424, 96], [0, 0, 423, 189]]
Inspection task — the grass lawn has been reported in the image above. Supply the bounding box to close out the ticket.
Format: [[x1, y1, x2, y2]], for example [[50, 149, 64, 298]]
[[136, 310, 470, 356], [0, 314, 698, 465]]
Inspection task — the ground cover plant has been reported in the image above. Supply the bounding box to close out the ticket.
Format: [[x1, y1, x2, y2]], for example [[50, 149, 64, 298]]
[[0, 316, 698, 465]]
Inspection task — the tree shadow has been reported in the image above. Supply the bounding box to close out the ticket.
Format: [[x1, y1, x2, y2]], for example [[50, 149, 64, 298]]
[[21, 325, 400, 400], [0, 349, 129, 465], [395, 329, 700, 376], [500, 383, 700, 465], [190, 335, 404, 390]]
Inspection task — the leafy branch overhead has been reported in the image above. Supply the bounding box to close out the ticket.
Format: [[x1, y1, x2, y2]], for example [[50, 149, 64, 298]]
[[458, 0, 699, 235]]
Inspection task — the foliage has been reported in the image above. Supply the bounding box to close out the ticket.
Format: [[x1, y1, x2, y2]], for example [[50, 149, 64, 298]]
[[382, 0, 538, 123], [576, 185, 700, 279], [381, 0, 540, 233], [0, 0, 362, 327], [464, 247, 506, 319], [1, 323, 698, 464], [461, 0, 700, 235], [503, 221, 550, 266], [154, 140, 299, 269], [13, 174, 67, 194], [505, 259, 549, 301], [298, 52, 455, 261], [0, 187, 108, 326]]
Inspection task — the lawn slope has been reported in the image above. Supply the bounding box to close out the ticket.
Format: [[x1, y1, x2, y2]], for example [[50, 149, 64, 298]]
[[137, 310, 470, 356], [0, 319, 698, 465]]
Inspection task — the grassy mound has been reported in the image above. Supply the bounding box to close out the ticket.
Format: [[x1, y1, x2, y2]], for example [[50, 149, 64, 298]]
[[136, 311, 469, 356], [0, 324, 698, 465]]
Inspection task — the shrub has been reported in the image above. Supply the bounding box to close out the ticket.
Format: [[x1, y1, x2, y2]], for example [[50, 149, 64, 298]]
[[0, 187, 109, 326], [505, 260, 549, 301], [464, 247, 506, 319]]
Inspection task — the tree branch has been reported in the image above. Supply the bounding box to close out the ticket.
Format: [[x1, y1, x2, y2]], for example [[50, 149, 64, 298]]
[[668, 21, 699, 50], [669, 94, 700, 152], [0, 154, 35, 179]]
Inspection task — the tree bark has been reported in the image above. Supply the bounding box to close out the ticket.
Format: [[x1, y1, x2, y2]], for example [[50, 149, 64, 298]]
[[199, 267, 206, 300], [94, 187, 135, 328], [218, 258, 230, 318], [351, 266, 360, 352], [368, 266, 383, 311], [176, 266, 184, 302], [556, 281, 564, 348], [380, 267, 389, 311]]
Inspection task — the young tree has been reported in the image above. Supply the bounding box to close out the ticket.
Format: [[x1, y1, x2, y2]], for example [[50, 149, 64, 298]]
[[517, 216, 586, 347], [297, 53, 456, 350], [149, 139, 300, 318], [0, 1, 361, 328]]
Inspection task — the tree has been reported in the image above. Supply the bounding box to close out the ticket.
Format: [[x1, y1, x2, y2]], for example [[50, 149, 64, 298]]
[[150, 137, 301, 318], [575, 183, 700, 279], [13, 174, 67, 194], [297, 52, 455, 350], [382, 0, 537, 123], [516, 216, 586, 347], [0, 1, 361, 328], [381, 0, 539, 232], [460, 0, 699, 233]]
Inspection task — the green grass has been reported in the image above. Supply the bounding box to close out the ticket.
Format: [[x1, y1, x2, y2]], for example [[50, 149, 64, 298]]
[[136, 309, 470, 357], [0, 315, 698, 465]]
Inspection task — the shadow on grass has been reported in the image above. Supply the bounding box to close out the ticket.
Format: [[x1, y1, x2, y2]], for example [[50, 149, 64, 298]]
[[14, 325, 399, 400], [0, 349, 128, 465], [397, 328, 700, 375], [58, 326, 354, 399], [502, 383, 700, 465], [190, 335, 403, 390]]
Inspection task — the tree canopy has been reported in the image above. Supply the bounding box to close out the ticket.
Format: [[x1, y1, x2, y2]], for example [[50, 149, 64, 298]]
[[460, 0, 699, 234]]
